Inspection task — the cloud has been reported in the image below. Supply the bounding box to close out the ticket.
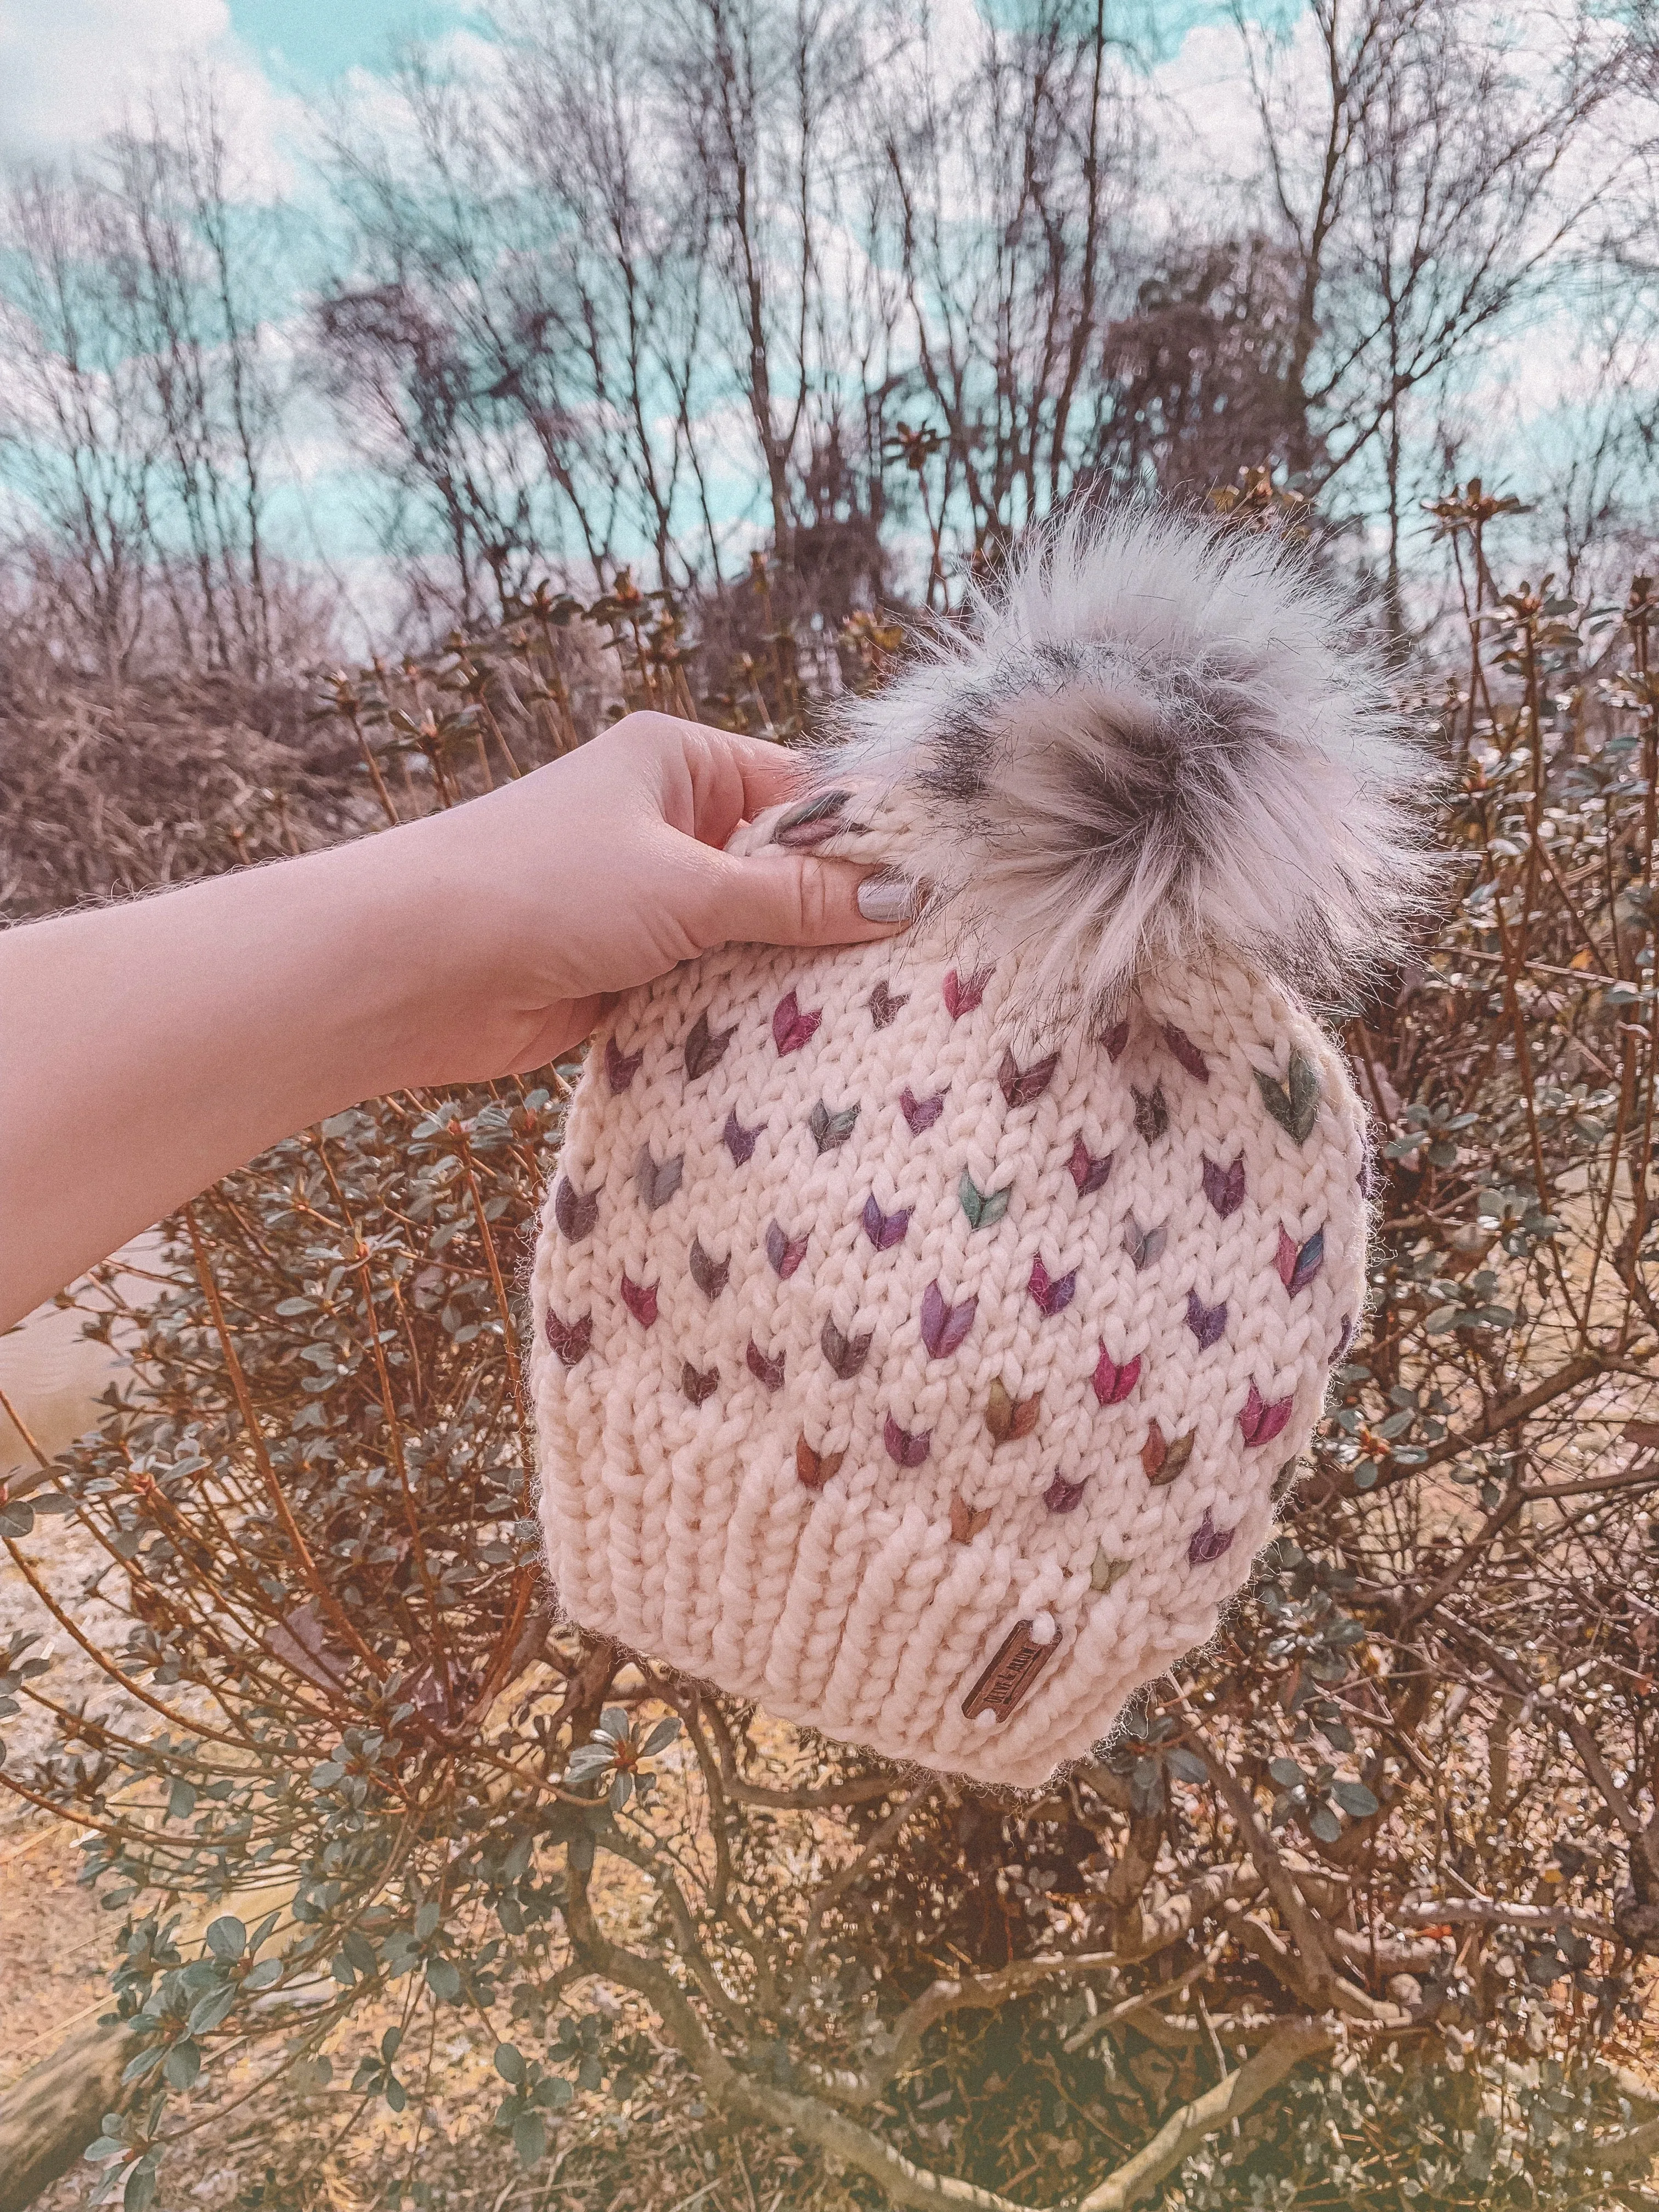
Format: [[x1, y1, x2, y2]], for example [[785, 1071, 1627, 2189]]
[[0, 0, 292, 180]]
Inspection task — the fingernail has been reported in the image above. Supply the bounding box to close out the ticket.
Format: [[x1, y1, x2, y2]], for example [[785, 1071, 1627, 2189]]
[[856, 872, 915, 924]]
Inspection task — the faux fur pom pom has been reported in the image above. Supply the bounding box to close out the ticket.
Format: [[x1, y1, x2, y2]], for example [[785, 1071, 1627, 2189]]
[[821, 503, 1434, 1008]]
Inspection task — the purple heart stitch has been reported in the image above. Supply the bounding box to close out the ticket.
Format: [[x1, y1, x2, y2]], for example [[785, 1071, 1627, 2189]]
[[919, 1282, 977, 1358]]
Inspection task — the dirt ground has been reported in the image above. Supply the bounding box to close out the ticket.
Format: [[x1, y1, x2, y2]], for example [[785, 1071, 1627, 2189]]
[[0, 1816, 114, 2099]]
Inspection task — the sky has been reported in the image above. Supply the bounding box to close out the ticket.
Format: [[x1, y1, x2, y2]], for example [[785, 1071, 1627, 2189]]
[[0, 0, 486, 157], [0, 0, 1634, 635], [0, 0, 1246, 157], [229, 0, 486, 82]]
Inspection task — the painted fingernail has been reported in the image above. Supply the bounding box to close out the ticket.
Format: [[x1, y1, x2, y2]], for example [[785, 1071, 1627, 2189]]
[[856, 872, 915, 924]]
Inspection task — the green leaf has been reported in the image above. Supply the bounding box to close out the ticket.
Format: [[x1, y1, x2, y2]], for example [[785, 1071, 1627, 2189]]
[[187, 1987, 238, 2035], [1267, 1757, 1304, 1788], [494, 2042, 526, 2086], [512, 2112, 546, 2168], [642, 1716, 681, 1755], [124, 2160, 158, 2212], [205, 1915, 246, 1961], [381, 2026, 403, 2063], [1165, 1747, 1207, 1784], [1334, 1780, 1380, 1817], [164, 2038, 202, 2089], [0, 1501, 35, 1538], [414, 1899, 441, 1940], [1309, 1803, 1342, 1843], [565, 1744, 614, 1783], [83, 2138, 128, 2164], [337, 1929, 376, 1977], [167, 1780, 198, 1822], [426, 1956, 462, 2002]]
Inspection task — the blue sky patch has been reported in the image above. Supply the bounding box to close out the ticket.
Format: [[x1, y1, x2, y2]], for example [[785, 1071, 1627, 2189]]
[[228, 0, 490, 81]]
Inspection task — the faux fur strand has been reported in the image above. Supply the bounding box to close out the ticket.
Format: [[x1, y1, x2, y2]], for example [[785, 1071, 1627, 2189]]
[[821, 503, 1435, 1008]]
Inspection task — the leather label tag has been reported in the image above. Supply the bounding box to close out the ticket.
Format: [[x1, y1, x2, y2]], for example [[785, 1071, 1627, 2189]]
[[961, 1618, 1059, 1723]]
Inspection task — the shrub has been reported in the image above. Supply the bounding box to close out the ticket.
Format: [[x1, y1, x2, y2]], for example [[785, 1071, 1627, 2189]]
[[3, 500, 1657, 2210]]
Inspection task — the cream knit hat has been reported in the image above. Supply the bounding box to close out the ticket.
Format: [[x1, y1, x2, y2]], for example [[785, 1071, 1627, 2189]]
[[529, 506, 1425, 1790]]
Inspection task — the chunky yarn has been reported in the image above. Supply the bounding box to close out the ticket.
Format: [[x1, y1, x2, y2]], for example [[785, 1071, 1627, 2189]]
[[530, 505, 1423, 1790]]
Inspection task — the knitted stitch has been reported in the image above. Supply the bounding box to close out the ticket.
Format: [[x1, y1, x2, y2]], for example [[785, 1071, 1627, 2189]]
[[530, 506, 1419, 1791]]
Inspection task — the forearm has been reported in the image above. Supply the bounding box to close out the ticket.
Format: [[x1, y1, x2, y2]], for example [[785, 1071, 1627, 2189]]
[[0, 827, 471, 1328], [0, 715, 896, 1331]]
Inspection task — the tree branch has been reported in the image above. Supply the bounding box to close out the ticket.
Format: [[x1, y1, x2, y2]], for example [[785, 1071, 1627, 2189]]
[[1073, 2019, 1333, 2211]]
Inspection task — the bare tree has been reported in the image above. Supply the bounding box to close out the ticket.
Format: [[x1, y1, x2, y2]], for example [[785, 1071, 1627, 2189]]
[[876, 0, 1142, 564], [105, 76, 284, 675], [1238, 0, 1631, 625], [504, 0, 718, 592], [0, 163, 159, 678], [0, 73, 286, 679], [664, 0, 878, 581]]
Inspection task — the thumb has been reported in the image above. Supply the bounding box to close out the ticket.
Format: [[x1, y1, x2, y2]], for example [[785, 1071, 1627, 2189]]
[[698, 850, 916, 951]]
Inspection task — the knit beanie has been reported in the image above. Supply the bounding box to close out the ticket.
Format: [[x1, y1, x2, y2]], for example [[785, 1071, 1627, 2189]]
[[529, 505, 1426, 1791]]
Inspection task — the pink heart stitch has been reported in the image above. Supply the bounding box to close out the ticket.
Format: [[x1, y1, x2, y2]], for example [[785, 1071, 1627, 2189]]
[[1091, 1347, 1141, 1406], [544, 1311, 592, 1367], [1163, 1023, 1210, 1081], [1239, 1382, 1295, 1447], [772, 989, 822, 1056], [942, 966, 993, 1020], [1069, 1137, 1113, 1195]]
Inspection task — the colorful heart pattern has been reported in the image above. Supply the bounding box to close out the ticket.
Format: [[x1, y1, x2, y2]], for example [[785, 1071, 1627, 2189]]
[[884, 1414, 932, 1468], [553, 1177, 599, 1242], [772, 990, 822, 1057], [869, 979, 910, 1029], [1091, 1347, 1141, 1406], [1069, 1137, 1113, 1195], [554, 1001, 1348, 1599], [821, 1317, 874, 1381], [1277, 1227, 1325, 1295], [862, 1195, 911, 1251], [901, 1087, 947, 1135], [689, 1239, 730, 1300], [1201, 1154, 1246, 1219], [920, 1282, 977, 1358], [684, 1008, 737, 1081]]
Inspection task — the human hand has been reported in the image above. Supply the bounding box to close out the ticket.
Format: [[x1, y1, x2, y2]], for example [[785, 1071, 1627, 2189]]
[[2, 710, 911, 1325], [363, 710, 908, 1081]]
